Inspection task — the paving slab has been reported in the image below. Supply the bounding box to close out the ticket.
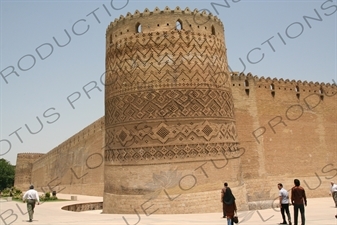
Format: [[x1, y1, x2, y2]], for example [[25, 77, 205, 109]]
[[1, 194, 336, 225]]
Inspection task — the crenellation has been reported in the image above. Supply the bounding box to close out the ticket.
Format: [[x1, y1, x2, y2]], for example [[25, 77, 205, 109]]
[[106, 6, 224, 46], [230, 72, 336, 102], [30, 117, 104, 165]]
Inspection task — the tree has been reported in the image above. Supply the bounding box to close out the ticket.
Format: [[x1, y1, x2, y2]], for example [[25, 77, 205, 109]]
[[0, 158, 15, 191]]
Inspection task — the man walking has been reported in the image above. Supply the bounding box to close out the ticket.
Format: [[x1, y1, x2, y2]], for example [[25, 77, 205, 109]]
[[278, 183, 292, 225], [291, 179, 307, 225], [23, 185, 40, 222], [329, 181, 337, 207]]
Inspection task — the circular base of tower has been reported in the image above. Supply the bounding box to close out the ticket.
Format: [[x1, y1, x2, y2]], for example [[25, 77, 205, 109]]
[[102, 184, 248, 214], [102, 158, 246, 214]]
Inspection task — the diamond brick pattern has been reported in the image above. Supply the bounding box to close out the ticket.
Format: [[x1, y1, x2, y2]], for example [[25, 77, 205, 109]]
[[105, 18, 239, 165]]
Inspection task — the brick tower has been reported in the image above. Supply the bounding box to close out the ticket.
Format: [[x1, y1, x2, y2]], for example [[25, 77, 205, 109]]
[[103, 6, 244, 214]]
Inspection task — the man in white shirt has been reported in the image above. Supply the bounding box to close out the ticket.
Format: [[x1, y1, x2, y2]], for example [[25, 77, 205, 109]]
[[278, 183, 292, 225], [23, 185, 40, 222], [330, 181, 337, 207]]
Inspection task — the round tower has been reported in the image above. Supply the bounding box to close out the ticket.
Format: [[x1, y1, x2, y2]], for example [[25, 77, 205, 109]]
[[104, 6, 243, 214], [14, 153, 45, 191]]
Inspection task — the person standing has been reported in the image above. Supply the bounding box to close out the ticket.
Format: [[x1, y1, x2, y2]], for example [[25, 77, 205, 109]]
[[23, 185, 40, 222], [222, 182, 237, 225], [291, 179, 307, 225], [329, 181, 337, 207], [221, 183, 228, 218], [278, 183, 292, 225]]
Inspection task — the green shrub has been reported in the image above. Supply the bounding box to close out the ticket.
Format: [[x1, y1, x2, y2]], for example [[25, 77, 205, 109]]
[[39, 193, 58, 201], [1, 188, 11, 197], [2, 187, 22, 199]]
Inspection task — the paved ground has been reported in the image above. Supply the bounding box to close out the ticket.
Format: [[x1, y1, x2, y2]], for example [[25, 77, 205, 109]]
[[1, 194, 336, 225]]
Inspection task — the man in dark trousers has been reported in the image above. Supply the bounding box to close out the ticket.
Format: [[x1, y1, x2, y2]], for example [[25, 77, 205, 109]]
[[278, 183, 292, 225], [23, 185, 40, 222], [291, 179, 307, 225]]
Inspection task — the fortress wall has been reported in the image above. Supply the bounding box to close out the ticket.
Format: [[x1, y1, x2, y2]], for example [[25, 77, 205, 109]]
[[14, 153, 45, 191], [30, 117, 105, 196], [232, 73, 337, 203], [14, 73, 336, 209]]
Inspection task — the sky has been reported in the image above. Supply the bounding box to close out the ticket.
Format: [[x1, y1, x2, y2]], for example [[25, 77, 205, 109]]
[[0, 0, 336, 165]]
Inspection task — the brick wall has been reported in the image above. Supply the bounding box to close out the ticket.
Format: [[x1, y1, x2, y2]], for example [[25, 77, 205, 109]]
[[27, 118, 105, 196], [14, 73, 336, 211], [14, 153, 45, 191], [232, 73, 337, 203]]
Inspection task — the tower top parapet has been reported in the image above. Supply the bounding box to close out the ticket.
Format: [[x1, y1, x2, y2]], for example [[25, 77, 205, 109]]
[[106, 6, 225, 46], [107, 6, 223, 31]]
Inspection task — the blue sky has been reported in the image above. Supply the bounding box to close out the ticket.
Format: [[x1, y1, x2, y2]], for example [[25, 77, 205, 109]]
[[0, 0, 336, 165]]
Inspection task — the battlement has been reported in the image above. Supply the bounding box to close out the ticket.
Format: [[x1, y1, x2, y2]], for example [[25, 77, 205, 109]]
[[32, 117, 104, 165], [231, 72, 337, 94], [16, 153, 45, 160], [17, 153, 46, 156], [106, 6, 225, 46]]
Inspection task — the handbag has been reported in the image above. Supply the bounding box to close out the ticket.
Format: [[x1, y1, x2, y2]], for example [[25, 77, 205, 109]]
[[233, 211, 239, 224]]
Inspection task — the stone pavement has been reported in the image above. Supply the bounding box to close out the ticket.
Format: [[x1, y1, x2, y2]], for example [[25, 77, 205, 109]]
[[1, 194, 336, 225]]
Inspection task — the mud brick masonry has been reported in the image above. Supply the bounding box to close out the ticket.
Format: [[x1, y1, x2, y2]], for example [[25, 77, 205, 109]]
[[14, 7, 337, 214]]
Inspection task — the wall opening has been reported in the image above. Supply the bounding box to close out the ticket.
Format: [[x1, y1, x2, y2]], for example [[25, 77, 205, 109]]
[[244, 80, 250, 96], [295, 85, 299, 92], [319, 87, 324, 101], [176, 19, 182, 30], [295, 85, 300, 99], [211, 25, 215, 35], [109, 35, 112, 44], [136, 23, 142, 33], [270, 84, 275, 98]]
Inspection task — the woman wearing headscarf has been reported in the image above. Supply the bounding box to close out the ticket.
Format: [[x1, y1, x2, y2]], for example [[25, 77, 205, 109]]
[[221, 183, 237, 225]]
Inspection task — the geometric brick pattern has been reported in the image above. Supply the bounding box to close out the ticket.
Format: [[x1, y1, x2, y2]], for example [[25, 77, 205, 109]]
[[105, 31, 229, 94], [105, 142, 243, 165], [105, 120, 239, 164], [105, 12, 239, 165], [105, 89, 235, 126]]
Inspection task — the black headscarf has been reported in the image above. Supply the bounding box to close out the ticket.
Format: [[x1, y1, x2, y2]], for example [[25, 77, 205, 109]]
[[223, 187, 235, 205]]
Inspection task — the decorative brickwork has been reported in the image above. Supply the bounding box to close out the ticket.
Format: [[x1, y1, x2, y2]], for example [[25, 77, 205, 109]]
[[103, 6, 241, 214]]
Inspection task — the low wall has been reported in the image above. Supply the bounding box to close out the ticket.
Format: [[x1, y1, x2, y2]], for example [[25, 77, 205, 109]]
[[62, 202, 103, 212]]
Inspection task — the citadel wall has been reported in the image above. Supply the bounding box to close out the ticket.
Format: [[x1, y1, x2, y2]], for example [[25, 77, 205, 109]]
[[232, 73, 337, 207], [14, 153, 45, 191], [24, 118, 105, 196], [14, 74, 336, 209]]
